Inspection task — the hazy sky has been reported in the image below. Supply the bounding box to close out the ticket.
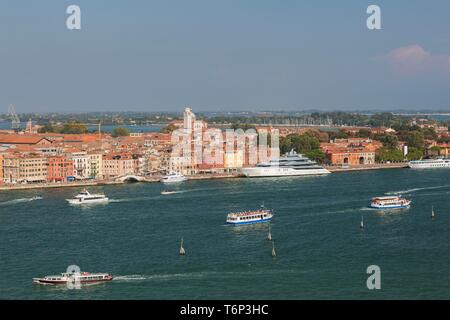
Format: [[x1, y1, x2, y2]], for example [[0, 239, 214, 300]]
[[1, 0, 450, 113]]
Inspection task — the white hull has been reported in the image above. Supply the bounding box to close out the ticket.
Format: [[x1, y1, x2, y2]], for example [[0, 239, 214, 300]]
[[160, 177, 187, 183], [241, 167, 330, 177], [67, 198, 109, 205], [409, 160, 450, 169], [370, 203, 410, 209]]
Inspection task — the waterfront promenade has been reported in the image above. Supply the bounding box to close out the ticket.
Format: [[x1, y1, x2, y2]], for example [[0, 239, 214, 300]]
[[325, 162, 408, 172], [0, 164, 408, 191], [0, 173, 243, 191]]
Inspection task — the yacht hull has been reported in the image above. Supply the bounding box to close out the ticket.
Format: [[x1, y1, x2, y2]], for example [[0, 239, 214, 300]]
[[241, 167, 330, 177], [160, 178, 187, 183], [66, 198, 109, 205], [409, 160, 450, 169]]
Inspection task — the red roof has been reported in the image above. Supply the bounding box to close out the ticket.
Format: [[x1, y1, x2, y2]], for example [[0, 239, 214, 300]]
[[0, 134, 51, 145]]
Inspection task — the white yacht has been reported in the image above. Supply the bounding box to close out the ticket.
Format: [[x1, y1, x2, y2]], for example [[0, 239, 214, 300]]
[[66, 189, 109, 205], [241, 149, 330, 177], [160, 172, 187, 183], [409, 158, 450, 169]]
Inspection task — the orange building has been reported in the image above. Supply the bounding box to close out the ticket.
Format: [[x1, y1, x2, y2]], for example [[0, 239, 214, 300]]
[[324, 148, 376, 165], [320, 138, 381, 166], [47, 156, 74, 182]]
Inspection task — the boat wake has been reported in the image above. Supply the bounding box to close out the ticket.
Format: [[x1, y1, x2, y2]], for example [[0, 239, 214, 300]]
[[161, 191, 186, 195], [113, 269, 300, 283], [109, 196, 160, 203], [113, 273, 207, 282], [0, 197, 43, 206], [385, 184, 450, 195], [359, 207, 379, 211]]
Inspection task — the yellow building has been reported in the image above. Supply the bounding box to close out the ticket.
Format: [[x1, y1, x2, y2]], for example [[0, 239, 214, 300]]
[[224, 150, 244, 169], [2, 154, 20, 184], [18, 155, 48, 183], [88, 153, 103, 180]]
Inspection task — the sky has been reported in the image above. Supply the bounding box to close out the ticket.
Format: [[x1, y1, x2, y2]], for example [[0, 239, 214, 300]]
[[1, 0, 450, 113]]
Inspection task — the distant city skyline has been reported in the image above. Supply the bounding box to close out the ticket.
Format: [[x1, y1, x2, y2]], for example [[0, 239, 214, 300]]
[[1, 0, 450, 113]]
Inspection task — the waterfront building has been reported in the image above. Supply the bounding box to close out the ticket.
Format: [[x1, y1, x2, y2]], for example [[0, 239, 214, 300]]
[[223, 149, 244, 170], [2, 154, 20, 183], [325, 148, 376, 166], [20, 155, 47, 183], [17, 154, 48, 183], [320, 138, 380, 166], [70, 151, 90, 180], [167, 155, 192, 175], [47, 156, 74, 182], [102, 152, 136, 179], [88, 152, 103, 179], [143, 151, 160, 174]]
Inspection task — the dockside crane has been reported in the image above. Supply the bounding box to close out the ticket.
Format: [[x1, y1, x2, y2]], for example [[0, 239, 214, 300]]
[[7, 104, 20, 130]]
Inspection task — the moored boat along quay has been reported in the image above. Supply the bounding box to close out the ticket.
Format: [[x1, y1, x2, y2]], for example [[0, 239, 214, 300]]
[[0, 173, 244, 191], [0, 164, 408, 191]]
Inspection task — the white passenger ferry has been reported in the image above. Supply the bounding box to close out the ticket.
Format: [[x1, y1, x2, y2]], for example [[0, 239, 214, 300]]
[[370, 196, 411, 209], [226, 206, 273, 225], [160, 172, 187, 183], [66, 189, 109, 205], [33, 271, 113, 285], [408, 158, 450, 169]]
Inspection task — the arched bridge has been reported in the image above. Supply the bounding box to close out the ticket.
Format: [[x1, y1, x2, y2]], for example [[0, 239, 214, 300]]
[[115, 175, 147, 182]]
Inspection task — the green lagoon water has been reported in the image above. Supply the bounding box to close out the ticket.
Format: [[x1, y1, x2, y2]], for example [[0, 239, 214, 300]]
[[1, 168, 450, 299]]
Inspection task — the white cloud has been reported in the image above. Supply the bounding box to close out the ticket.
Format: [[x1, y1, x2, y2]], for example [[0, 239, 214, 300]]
[[382, 45, 450, 75]]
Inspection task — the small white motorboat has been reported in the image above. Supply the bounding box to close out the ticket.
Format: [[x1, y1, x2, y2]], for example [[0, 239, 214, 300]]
[[66, 189, 109, 205], [161, 190, 178, 195]]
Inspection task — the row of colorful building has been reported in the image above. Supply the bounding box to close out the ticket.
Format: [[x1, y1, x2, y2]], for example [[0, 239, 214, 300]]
[[2, 108, 450, 184], [0, 108, 260, 184]]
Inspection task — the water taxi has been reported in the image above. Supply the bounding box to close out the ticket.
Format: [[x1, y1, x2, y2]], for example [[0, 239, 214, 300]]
[[226, 206, 273, 225], [160, 172, 187, 183], [33, 271, 113, 285], [370, 196, 411, 209], [66, 189, 109, 205]]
